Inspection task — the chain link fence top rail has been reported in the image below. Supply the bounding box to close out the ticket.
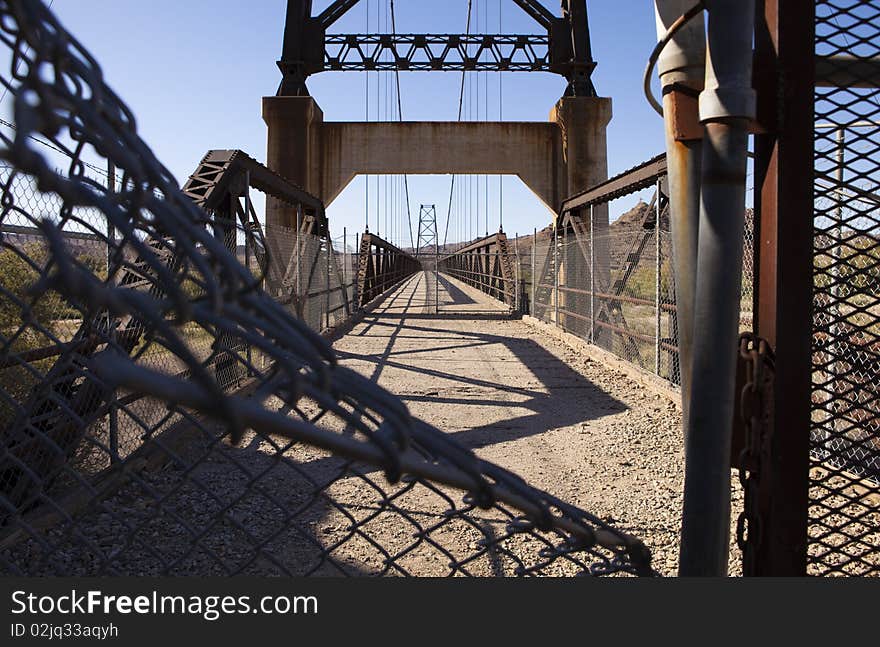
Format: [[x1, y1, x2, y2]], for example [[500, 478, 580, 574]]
[[811, 0, 880, 576], [0, 0, 653, 577]]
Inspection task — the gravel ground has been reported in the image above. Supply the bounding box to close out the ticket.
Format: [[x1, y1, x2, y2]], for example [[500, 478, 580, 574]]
[[331, 273, 744, 576], [3, 272, 746, 577]]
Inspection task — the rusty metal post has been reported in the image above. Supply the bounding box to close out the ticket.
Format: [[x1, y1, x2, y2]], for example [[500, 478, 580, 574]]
[[296, 204, 303, 318], [745, 0, 814, 576], [242, 171, 255, 374], [435, 234, 440, 315], [354, 232, 361, 310], [655, 0, 706, 418], [343, 226, 348, 305]]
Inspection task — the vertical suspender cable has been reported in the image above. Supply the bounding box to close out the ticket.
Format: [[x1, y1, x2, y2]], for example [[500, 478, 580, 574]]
[[443, 0, 473, 248], [375, 0, 380, 236], [391, 0, 415, 250], [484, 0, 489, 236], [499, 0, 504, 233], [365, 0, 370, 232]]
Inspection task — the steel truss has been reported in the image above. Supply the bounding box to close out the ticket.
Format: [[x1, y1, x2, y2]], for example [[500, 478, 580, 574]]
[[278, 1, 597, 97], [439, 232, 517, 307]]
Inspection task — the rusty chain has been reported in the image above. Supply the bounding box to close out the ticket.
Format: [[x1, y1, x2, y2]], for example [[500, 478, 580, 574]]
[[735, 332, 774, 575]]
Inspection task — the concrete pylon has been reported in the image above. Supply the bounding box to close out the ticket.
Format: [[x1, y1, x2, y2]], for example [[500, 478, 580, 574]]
[[262, 94, 612, 230]]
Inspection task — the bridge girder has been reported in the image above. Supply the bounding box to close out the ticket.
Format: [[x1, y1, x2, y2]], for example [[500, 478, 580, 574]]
[[278, 0, 597, 98]]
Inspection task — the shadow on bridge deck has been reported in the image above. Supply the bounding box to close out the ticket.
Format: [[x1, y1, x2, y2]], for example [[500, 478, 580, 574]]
[[337, 272, 629, 454]]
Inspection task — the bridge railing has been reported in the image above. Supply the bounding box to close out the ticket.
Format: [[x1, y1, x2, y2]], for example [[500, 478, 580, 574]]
[[357, 233, 421, 307], [529, 156, 755, 392], [438, 232, 518, 308], [182, 149, 359, 336]]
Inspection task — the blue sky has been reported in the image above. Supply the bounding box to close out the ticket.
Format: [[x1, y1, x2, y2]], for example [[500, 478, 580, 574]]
[[39, 1, 663, 246]]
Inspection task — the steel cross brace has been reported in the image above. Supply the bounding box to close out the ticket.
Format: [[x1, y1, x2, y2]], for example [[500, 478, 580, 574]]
[[277, 1, 597, 97]]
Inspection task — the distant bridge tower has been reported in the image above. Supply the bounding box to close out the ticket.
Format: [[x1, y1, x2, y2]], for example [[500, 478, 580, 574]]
[[416, 205, 438, 257]]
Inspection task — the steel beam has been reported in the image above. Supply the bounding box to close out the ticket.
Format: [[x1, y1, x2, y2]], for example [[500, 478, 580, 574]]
[[277, 1, 599, 96], [746, 0, 814, 576], [560, 154, 667, 213]]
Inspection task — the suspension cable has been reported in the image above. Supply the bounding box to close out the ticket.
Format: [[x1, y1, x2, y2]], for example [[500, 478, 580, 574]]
[[390, 0, 415, 251], [365, 0, 370, 232], [499, 0, 504, 233], [443, 0, 473, 248]]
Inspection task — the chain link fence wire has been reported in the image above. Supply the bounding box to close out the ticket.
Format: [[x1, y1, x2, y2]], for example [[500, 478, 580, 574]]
[[0, 0, 653, 577], [810, 0, 880, 576], [531, 196, 754, 392], [264, 225, 354, 334]]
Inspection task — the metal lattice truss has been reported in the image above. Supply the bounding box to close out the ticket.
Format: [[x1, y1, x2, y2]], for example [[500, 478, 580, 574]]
[[278, 1, 597, 97], [183, 149, 327, 238], [439, 232, 517, 307], [357, 233, 420, 306], [181, 150, 346, 323], [324, 33, 551, 73]]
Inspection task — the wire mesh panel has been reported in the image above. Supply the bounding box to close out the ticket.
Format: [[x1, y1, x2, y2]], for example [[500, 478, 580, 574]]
[[0, 0, 652, 577], [532, 234, 554, 322], [263, 225, 352, 334], [810, 0, 880, 576], [531, 195, 754, 393]]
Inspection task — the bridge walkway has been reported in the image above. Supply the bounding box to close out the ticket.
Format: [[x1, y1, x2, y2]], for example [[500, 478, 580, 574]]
[[331, 271, 722, 575]]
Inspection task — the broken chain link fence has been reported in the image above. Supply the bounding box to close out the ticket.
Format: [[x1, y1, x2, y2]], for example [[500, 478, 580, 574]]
[[0, 0, 652, 577]]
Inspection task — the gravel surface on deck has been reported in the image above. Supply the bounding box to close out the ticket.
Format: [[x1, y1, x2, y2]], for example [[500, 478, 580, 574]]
[[333, 272, 743, 576]]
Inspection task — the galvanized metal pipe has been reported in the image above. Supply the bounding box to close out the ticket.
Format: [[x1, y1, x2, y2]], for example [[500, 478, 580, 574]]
[[654, 0, 705, 424], [679, 0, 756, 576]]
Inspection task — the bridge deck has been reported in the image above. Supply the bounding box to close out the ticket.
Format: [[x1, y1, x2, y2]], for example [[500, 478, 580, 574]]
[[333, 272, 738, 575]]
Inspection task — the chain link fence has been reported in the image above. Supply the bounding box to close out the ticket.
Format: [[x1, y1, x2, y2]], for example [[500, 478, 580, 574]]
[[529, 200, 754, 391], [0, 0, 652, 577], [264, 225, 356, 334], [809, 0, 880, 576]]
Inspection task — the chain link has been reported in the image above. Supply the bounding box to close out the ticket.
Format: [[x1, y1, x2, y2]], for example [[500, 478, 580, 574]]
[[735, 332, 774, 574]]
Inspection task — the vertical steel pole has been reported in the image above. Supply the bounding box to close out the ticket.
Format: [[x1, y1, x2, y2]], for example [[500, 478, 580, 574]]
[[679, 0, 756, 576], [296, 205, 303, 320], [343, 226, 348, 307], [656, 0, 706, 413], [745, 0, 813, 575], [655, 180, 663, 376], [326, 235, 332, 331], [106, 160, 118, 461], [244, 173, 253, 374], [554, 225, 559, 326], [590, 205, 596, 344], [355, 232, 361, 310], [435, 235, 440, 314], [514, 233, 520, 313], [532, 228, 537, 317]]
